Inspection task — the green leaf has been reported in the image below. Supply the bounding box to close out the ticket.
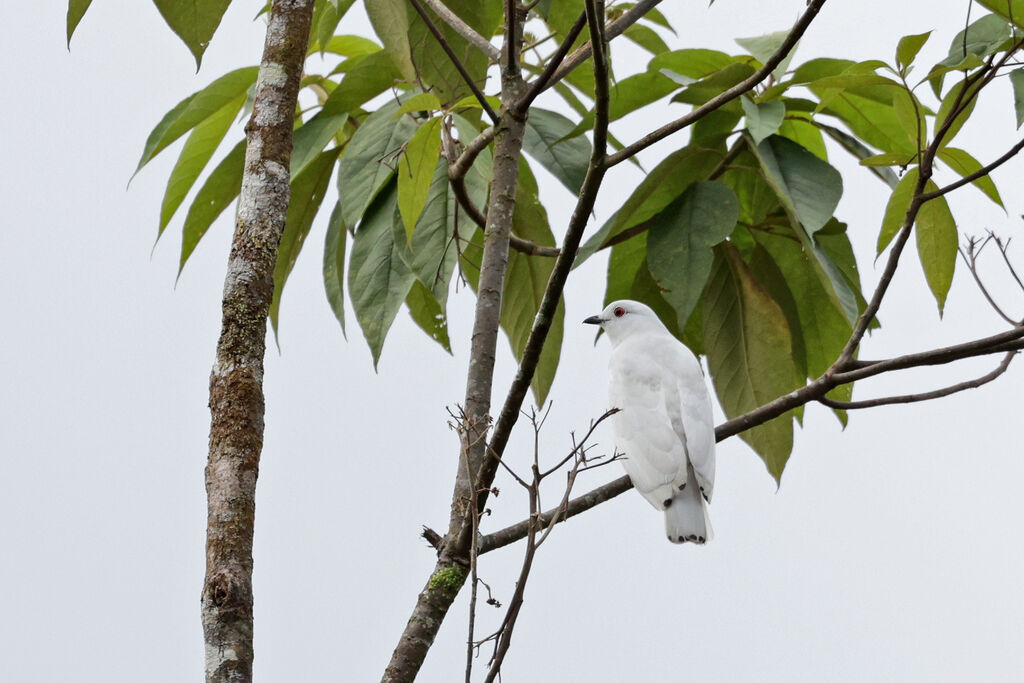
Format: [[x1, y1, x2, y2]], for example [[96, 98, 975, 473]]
[[507, 182, 564, 406], [348, 184, 417, 367], [702, 243, 802, 483], [158, 93, 244, 239], [311, 0, 355, 54], [897, 31, 931, 70], [66, 0, 93, 47], [935, 80, 978, 147], [323, 201, 347, 337], [459, 183, 564, 405], [752, 135, 842, 235], [179, 140, 245, 271], [291, 113, 349, 177], [859, 153, 914, 167], [818, 123, 899, 188], [320, 34, 382, 58], [335, 99, 419, 231], [406, 279, 452, 353], [976, 1, 1024, 30], [523, 108, 592, 194], [397, 118, 442, 240], [396, 92, 443, 115], [777, 115, 827, 160], [877, 167, 919, 254], [745, 243, 808, 380], [624, 24, 670, 55], [752, 229, 853, 380], [364, 0, 415, 81], [672, 63, 756, 106], [407, 0, 502, 104], [736, 29, 798, 80], [576, 145, 725, 263], [1010, 69, 1024, 129], [153, 0, 232, 69], [320, 50, 401, 115], [136, 67, 259, 176], [749, 135, 858, 325], [650, 49, 737, 80], [647, 182, 740, 328], [740, 96, 786, 145], [270, 148, 340, 335], [939, 13, 1011, 66], [891, 87, 926, 150], [813, 84, 917, 156], [393, 153, 487, 306], [916, 184, 957, 315], [938, 147, 1004, 208], [605, 232, 648, 308]]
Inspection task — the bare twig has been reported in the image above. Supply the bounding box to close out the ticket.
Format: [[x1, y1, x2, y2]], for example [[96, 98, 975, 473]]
[[605, 0, 828, 166], [960, 235, 1018, 325], [419, 0, 501, 62], [819, 351, 1017, 410]]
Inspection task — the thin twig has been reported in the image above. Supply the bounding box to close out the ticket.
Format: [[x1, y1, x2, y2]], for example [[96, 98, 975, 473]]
[[960, 237, 1018, 325], [605, 0, 828, 166], [408, 0, 499, 122], [818, 350, 1016, 409]]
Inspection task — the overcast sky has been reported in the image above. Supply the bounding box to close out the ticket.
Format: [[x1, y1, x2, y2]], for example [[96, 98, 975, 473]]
[[2, 1, 1023, 681]]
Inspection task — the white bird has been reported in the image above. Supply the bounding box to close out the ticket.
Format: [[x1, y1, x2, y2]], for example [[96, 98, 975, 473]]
[[584, 300, 716, 544]]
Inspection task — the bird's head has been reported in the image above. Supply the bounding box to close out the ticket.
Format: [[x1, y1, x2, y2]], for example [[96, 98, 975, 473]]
[[583, 299, 668, 346]]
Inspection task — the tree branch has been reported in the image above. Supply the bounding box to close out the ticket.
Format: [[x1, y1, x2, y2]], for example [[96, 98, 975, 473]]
[[419, 0, 501, 62], [380, 5, 529, 681], [407, 0, 498, 122], [201, 2, 314, 682], [604, 0, 827, 167], [483, 325, 1024, 552], [819, 350, 1017, 410]]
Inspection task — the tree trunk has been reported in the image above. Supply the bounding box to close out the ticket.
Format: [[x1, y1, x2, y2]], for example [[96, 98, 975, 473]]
[[201, 2, 314, 681]]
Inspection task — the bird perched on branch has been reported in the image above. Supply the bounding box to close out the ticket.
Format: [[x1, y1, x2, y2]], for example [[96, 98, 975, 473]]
[[584, 300, 716, 544]]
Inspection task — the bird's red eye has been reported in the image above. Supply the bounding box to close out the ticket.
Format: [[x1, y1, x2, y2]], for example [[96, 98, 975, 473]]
[[613, 307, 625, 318]]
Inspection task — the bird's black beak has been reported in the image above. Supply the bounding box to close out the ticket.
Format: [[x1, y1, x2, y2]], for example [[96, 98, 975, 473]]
[[582, 315, 603, 325]]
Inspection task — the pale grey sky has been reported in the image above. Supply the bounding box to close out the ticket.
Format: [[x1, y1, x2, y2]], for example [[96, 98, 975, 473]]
[[2, 1, 1022, 681]]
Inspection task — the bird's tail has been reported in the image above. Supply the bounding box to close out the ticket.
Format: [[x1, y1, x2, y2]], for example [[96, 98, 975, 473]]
[[665, 465, 712, 545]]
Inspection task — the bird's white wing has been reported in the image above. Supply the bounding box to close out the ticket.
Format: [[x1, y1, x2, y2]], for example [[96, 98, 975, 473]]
[[609, 349, 688, 510], [660, 339, 716, 501]]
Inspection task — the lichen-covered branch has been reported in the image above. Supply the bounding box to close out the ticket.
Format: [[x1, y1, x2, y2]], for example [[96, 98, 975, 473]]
[[201, 2, 314, 682]]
